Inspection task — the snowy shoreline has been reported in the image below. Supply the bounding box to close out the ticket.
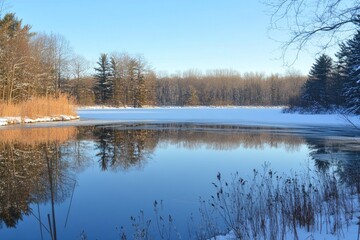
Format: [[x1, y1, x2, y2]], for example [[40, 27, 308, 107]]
[[0, 115, 80, 126], [77, 105, 286, 110]]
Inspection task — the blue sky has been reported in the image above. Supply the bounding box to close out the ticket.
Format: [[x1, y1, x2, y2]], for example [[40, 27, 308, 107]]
[[8, 0, 317, 75]]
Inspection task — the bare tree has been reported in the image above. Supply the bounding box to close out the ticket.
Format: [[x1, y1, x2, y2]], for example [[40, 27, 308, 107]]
[[109, 52, 154, 107], [70, 55, 90, 102], [0, 0, 9, 18], [33, 33, 73, 93], [266, 0, 360, 63]]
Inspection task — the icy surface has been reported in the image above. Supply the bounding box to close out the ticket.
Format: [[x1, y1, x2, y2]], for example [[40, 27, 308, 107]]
[[78, 107, 360, 128]]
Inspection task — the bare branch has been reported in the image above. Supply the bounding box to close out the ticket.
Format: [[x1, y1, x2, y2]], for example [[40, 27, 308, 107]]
[[266, 0, 360, 64]]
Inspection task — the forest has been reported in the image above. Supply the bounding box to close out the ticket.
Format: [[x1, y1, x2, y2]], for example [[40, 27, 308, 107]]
[[289, 29, 360, 114], [0, 12, 358, 113], [0, 13, 306, 109]]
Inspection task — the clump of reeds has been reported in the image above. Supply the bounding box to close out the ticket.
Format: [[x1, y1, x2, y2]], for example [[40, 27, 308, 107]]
[[0, 94, 77, 119], [120, 200, 179, 240], [202, 163, 359, 240]]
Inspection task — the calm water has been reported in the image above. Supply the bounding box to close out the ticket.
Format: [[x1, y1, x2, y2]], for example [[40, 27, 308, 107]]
[[0, 123, 359, 239]]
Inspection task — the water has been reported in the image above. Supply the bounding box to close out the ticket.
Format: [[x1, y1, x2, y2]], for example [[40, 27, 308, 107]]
[[0, 123, 359, 239]]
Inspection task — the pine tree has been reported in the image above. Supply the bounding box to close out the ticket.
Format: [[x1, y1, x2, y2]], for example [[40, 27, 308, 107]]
[[342, 30, 360, 114], [333, 42, 351, 106], [301, 54, 333, 110], [94, 54, 112, 104]]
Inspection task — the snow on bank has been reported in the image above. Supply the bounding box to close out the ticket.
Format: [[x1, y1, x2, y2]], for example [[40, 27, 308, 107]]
[[78, 107, 360, 128], [77, 105, 286, 110], [0, 115, 79, 126], [210, 224, 360, 240]]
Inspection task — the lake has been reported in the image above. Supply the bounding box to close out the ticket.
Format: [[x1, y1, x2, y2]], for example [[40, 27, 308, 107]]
[[0, 108, 359, 239]]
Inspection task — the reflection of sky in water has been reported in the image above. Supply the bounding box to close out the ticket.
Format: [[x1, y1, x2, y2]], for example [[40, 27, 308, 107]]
[[2, 142, 309, 239], [0, 124, 357, 240]]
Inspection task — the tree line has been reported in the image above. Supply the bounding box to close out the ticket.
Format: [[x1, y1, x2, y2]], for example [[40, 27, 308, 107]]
[[290, 28, 360, 114], [1, 13, 307, 108], [156, 70, 305, 106]]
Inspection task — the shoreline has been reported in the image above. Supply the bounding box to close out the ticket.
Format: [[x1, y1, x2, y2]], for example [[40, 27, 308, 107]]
[[77, 105, 287, 110], [0, 115, 80, 126]]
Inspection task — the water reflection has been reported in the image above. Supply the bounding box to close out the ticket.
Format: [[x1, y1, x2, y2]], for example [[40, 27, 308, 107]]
[[0, 127, 77, 237], [93, 127, 157, 171], [307, 137, 360, 193], [0, 123, 359, 239]]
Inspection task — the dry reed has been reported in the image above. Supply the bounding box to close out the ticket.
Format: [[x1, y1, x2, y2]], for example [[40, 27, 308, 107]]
[[0, 94, 77, 119]]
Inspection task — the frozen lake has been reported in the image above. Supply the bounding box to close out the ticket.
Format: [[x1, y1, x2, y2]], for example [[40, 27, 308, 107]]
[[77, 107, 360, 127], [0, 108, 359, 239]]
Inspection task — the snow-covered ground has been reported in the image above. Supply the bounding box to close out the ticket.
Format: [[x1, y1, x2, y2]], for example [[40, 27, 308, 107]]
[[211, 226, 360, 240], [0, 115, 79, 126], [78, 107, 360, 128]]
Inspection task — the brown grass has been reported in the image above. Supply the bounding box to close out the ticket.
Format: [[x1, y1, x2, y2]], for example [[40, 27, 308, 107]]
[[0, 94, 77, 118], [0, 126, 78, 145]]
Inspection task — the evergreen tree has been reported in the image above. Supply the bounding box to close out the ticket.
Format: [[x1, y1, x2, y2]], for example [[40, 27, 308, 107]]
[[342, 30, 360, 114], [301, 54, 333, 109], [333, 42, 351, 106], [94, 54, 112, 104]]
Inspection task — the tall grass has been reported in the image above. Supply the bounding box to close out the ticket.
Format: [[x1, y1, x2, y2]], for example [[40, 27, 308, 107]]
[[0, 94, 77, 119], [203, 163, 359, 240]]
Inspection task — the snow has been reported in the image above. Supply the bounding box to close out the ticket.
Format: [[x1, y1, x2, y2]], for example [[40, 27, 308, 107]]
[[210, 224, 360, 240], [296, 224, 360, 240], [78, 107, 360, 128], [0, 118, 8, 126], [209, 231, 236, 240], [0, 115, 79, 126]]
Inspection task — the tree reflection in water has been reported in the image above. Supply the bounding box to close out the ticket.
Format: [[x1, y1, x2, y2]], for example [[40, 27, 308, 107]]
[[0, 123, 358, 239], [0, 127, 77, 240], [307, 137, 360, 193], [93, 126, 158, 171]]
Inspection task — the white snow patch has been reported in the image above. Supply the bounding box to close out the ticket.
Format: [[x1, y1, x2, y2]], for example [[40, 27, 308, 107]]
[[0, 118, 8, 126], [211, 224, 359, 240], [5, 117, 21, 124], [0, 115, 80, 126], [209, 230, 236, 240]]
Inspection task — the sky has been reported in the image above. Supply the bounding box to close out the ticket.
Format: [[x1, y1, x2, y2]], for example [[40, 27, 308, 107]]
[[7, 0, 318, 75]]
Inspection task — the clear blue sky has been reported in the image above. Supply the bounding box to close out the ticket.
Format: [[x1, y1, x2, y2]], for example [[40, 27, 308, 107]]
[[8, 0, 317, 75]]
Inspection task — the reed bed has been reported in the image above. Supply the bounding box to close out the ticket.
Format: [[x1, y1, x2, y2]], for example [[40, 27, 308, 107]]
[[201, 163, 360, 240], [0, 94, 77, 119]]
